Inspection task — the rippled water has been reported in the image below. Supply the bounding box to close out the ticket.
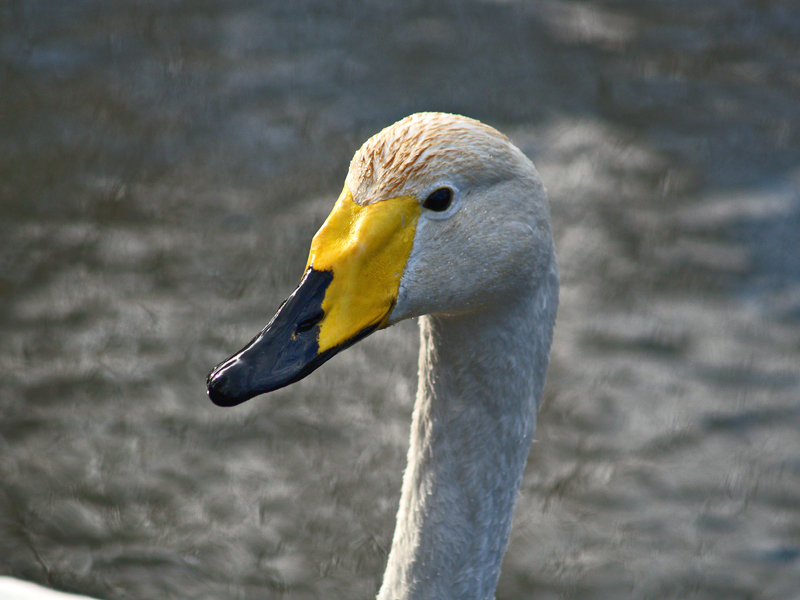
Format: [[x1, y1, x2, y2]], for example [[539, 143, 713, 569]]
[[2, 1, 799, 599]]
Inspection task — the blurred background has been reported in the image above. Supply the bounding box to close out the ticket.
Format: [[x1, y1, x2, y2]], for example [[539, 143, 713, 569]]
[[1, 0, 799, 598]]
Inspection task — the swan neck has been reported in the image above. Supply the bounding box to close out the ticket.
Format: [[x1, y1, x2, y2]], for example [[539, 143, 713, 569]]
[[378, 282, 556, 600]]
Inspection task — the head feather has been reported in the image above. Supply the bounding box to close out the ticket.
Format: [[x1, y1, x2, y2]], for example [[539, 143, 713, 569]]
[[346, 113, 518, 205]]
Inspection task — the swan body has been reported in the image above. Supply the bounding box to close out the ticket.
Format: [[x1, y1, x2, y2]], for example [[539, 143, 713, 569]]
[[209, 112, 559, 599], [0, 577, 100, 600]]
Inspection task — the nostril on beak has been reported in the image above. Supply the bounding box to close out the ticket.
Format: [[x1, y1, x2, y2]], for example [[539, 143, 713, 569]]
[[295, 309, 324, 335]]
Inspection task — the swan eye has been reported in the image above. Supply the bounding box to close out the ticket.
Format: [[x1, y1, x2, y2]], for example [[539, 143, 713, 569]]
[[422, 188, 453, 212]]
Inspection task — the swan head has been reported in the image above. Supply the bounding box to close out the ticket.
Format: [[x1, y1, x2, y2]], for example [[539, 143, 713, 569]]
[[207, 112, 555, 407]]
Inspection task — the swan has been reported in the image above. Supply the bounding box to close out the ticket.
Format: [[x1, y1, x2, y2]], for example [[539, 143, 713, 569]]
[[0, 113, 557, 600], [208, 112, 559, 599], [0, 577, 101, 600]]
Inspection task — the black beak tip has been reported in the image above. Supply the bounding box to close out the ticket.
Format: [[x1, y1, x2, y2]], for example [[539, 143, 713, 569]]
[[207, 385, 231, 407], [206, 369, 249, 407]]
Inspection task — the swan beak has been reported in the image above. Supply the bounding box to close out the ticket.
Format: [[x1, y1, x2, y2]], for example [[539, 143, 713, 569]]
[[207, 186, 420, 407]]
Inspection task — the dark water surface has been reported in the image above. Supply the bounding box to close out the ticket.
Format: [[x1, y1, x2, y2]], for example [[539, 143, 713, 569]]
[[2, 1, 800, 598]]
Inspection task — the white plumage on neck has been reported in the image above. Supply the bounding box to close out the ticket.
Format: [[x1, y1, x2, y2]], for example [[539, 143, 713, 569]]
[[379, 265, 558, 600]]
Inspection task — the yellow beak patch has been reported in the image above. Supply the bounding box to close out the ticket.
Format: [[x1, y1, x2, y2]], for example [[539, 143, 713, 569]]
[[305, 186, 421, 353]]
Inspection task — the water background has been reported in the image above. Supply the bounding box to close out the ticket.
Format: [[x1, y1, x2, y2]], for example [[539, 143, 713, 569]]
[[2, 1, 800, 598]]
